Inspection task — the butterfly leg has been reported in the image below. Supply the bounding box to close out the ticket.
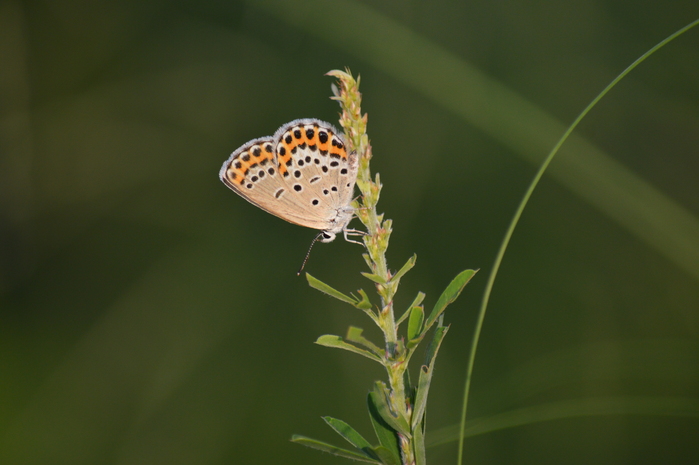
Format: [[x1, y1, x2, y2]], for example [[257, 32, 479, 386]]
[[343, 228, 367, 246]]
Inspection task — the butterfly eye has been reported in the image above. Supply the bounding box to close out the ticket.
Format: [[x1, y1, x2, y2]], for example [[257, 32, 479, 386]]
[[320, 232, 336, 243]]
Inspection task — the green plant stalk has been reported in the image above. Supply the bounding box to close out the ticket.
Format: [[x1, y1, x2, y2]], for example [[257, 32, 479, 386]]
[[328, 69, 413, 464], [455, 17, 699, 465], [304, 70, 474, 465]]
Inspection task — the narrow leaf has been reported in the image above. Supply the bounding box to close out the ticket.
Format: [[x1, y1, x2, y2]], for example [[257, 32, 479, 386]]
[[316, 335, 383, 363], [361, 272, 387, 284], [397, 291, 426, 325], [372, 446, 401, 465], [306, 273, 358, 305], [371, 382, 411, 437], [367, 392, 401, 464], [346, 327, 383, 357], [291, 435, 380, 463], [413, 415, 427, 465], [356, 289, 374, 310], [424, 269, 477, 330], [323, 416, 377, 458], [411, 324, 449, 430], [390, 254, 417, 283], [407, 306, 424, 341], [411, 291, 426, 308]]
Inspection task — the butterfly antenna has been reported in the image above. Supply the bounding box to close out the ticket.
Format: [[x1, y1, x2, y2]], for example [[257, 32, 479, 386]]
[[297, 232, 324, 276]]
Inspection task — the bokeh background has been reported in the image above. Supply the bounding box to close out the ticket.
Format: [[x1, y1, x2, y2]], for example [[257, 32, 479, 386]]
[[1, 1, 698, 464]]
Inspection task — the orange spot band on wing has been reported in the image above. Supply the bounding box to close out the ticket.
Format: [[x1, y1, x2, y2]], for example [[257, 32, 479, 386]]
[[227, 143, 275, 186]]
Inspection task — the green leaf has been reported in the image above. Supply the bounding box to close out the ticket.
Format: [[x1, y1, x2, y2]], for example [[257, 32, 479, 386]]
[[397, 291, 426, 326], [424, 269, 477, 330], [346, 327, 383, 357], [367, 392, 401, 464], [291, 435, 381, 463], [390, 254, 417, 283], [356, 289, 374, 310], [371, 382, 411, 437], [407, 306, 424, 342], [361, 272, 387, 284], [411, 323, 449, 430], [306, 273, 358, 305], [316, 335, 383, 363], [410, 291, 426, 309], [372, 446, 401, 465], [323, 416, 378, 458], [413, 414, 426, 465]]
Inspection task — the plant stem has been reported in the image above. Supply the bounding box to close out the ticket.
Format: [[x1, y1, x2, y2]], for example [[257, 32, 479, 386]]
[[328, 69, 414, 465]]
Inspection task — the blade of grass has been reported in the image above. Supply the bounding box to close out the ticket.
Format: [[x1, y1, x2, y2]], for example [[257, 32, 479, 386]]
[[455, 19, 699, 465]]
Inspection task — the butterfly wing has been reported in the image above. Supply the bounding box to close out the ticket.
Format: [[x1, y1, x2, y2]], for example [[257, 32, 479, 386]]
[[220, 119, 358, 232]]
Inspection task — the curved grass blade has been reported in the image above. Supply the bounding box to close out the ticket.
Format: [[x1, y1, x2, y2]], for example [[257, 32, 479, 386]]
[[456, 20, 699, 465], [255, 0, 699, 283]]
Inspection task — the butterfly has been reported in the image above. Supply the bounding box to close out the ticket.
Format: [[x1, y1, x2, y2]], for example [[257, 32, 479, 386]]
[[219, 119, 363, 247]]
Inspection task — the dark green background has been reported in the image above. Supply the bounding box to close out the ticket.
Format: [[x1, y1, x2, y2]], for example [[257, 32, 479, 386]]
[[1, 1, 698, 464]]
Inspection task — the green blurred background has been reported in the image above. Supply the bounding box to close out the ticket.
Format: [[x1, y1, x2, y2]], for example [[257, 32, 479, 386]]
[[1, 0, 698, 463]]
